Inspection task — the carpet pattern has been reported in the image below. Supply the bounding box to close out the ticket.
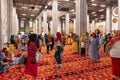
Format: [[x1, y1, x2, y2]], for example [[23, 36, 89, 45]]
[[0, 45, 112, 80]]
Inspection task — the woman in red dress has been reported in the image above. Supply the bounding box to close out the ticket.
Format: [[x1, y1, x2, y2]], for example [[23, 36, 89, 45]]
[[25, 34, 38, 80]]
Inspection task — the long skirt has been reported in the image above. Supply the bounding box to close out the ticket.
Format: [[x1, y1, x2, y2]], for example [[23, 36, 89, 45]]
[[25, 57, 38, 77], [111, 57, 120, 77], [72, 41, 79, 53], [8, 44, 15, 57], [67, 38, 71, 45], [81, 48, 85, 56]]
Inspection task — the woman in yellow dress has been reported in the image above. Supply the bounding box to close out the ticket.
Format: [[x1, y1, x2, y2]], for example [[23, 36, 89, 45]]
[[80, 33, 86, 56], [8, 35, 15, 58], [72, 34, 79, 53], [67, 35, 71, 45]]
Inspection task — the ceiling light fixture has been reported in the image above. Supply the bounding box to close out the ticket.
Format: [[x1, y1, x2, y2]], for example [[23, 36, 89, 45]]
[[71, 9, 74, 12], [22, 6, 28, 9], [93, 14, 97, 16], [100, 5, 106, 7], [48, 2, 51, 5], [45, 6, 47, 9], [21, 14, 27, 16], [98, 9, 104, 12], [91, 12, 96, 14], [22, 18, 26, 20], [92, 4, 97, 6], [100, 16, 104, 19], [31, 15, 35, 16], [101, 15, 104, 16], [91, 0, 95, 2]]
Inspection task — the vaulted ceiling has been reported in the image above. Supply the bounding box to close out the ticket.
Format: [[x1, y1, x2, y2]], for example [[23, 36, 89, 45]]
[[13, 0, 49, 20], [13, 0, 118, 23]]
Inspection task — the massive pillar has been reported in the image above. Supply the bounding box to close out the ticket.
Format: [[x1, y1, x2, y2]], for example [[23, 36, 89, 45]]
[[65, 13, 69, 34], [76, 0, 87, 53], [63, 21, 65, 32], [0, 0, 9, 49], [35, 20, 38, 34], [87, 14, 90, 33], [38, 16, 42, 34], [33, 21, 36, 33], [76, 0, 87, 36], [43, 10, 48, 34], [106, 5, 112, 34], [91, 20, 95, 33], [12, 7, 19, 35], [52, 0, 58, 34], [58, 18, 61, 33], [103, 21, 106, 34], [118, 0, 120, 30], [0, 0, 2, 50], [73, 19, 76, 33], [7, 0, 13, 39], [50, 21, 53, 34]]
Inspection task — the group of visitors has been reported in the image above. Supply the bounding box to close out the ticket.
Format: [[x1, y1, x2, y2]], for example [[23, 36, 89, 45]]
[[23, 32, 63, 79], [0, 29, 120, 79]]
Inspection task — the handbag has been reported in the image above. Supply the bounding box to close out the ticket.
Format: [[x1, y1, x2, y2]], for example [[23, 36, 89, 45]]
[[35, 50, 42, 62], [30, 58, 36, 64]]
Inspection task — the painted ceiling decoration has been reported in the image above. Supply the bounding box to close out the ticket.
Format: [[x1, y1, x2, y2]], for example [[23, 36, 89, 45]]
[[13, 0, 118, 22]]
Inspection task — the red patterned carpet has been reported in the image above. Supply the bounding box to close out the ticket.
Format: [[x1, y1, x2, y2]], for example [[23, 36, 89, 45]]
[[0, 45, 112, 80]]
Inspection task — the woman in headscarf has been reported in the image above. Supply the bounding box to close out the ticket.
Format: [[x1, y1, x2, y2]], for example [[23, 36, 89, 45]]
[[25, 34, 38, 80], [80, 33, 86, 56], [89, 33, 100, 62], [72, 33, 79, 54], [54, 32, 63, 68], [67, 35, 71, 45], [85, 32, 89, 55], [8, 35, 15, 58], [107, 30, 120, 79]]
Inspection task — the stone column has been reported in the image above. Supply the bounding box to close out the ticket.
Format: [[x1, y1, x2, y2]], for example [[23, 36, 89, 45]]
[[76, 0, 87, 53], [103, 21, 106, 34], [63, 21, 65, 32], [15, 14, 19, 34], [91, 20, 95, 33], [52, 0, 58, 34], [73, 19, 76, 33], [118, 0, 120, 30], [33, 21, 36, 33], [12, 7, 18, 35], [106, 5, 112, 34], [58, 18, 61, 33], [38, 17, 42, 34], [0, 0, 2, 50], [43, 10, 48, 34], [50, 21, 53, 34], [76, 0, 87, 36], [65, 13, 69, 34], [35, 20, 38, 34], [87, 14, 90, 33], [7, 0, 13, 39]]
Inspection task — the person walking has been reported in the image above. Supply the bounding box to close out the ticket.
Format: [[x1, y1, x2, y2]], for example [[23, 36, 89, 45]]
[[54, 32, 63, 68], [89, 33, 100, 62], [24, 34, 38, 80]]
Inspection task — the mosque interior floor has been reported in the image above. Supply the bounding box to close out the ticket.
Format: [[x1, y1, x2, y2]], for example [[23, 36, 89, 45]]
[[0, 45, 113, 80]]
